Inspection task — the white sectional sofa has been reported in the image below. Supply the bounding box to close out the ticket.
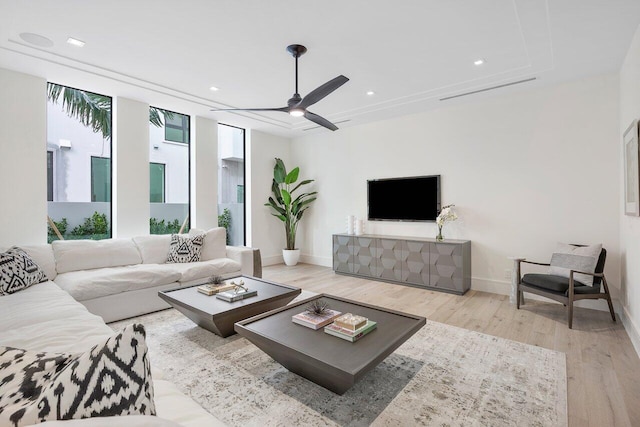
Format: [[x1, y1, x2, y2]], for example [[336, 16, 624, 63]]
[[0, 279, 225, 427], [7, 228, 261, 322], [0, 228, 261, 426]]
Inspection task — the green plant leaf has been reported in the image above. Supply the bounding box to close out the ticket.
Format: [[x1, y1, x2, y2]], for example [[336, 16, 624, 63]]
[[274, 158, 287, 184], [267, 197, 286, 215], [285, 167, 299, 184], [291, 179, 314, 194], [281, 189, 291, 205]]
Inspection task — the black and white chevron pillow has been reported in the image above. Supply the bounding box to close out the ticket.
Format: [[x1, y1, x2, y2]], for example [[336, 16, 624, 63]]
[[166, 233, 204, 263], [0, 324, 156, 426], [0, 246, 48, 296]]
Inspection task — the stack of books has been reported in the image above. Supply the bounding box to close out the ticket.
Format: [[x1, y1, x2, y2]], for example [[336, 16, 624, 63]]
[[197, 283, 235, 296], [215, 288, 258, 302], [292, 309, 342, 330], [324, 313, 377, 342]]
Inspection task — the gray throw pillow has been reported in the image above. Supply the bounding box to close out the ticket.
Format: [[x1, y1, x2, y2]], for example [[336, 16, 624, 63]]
[[0, 246, 48, 296], [549, 243, 602, 286], [0, 324, 155, 426], [166, 233, 204, 263]]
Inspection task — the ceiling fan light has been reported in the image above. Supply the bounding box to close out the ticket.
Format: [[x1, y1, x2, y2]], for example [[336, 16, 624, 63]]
[[290, 108, 304, 117]]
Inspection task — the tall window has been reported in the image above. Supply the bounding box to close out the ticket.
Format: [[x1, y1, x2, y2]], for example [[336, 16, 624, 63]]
[[149, 107, 190, 234], [46, 83, 112, 242], [150, 163, 166, 203], [218, 124, 245, 245], [91, 157, 111, 202]]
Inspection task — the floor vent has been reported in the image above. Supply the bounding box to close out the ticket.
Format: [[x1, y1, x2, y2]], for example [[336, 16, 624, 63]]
[[439, 77, 537, 101]]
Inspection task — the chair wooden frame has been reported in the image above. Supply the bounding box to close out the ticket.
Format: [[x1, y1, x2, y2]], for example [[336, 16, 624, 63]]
[[516, 259, 616, 329]]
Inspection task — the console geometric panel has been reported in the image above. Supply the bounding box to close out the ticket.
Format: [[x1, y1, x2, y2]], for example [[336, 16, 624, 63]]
[[374, 238, 405, 281], [404, 241, 430, 286], [332, 235, 352, 273], [353, 237, 376, 277], [429, 243, 464, 292]]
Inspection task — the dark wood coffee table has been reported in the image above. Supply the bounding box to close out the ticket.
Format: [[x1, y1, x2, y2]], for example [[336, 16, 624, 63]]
[[158, 276, 301, 337], [235, 293, 426, 394]]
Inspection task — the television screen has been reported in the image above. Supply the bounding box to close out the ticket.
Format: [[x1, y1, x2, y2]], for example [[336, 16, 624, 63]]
[[367, 175, 440, 222]]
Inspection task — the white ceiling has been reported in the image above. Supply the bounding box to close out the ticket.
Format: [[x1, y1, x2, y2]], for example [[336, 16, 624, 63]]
[[1, 0, 639, 137]]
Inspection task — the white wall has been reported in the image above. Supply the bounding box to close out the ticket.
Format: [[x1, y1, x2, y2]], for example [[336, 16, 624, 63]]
[[113, 97, 150, 238], [292, 74, 621, 309], [192, 116, 218, 230], [246, 129, 291, 264], [619, 24, 640, 354], [0, 69, 47, 244]]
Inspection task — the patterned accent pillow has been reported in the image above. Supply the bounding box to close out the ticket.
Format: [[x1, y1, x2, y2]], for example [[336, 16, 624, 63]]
[[0, 246, 48, 296], [549, 243, 602, 286], [166, 234, 204, 263], [0, 324, 155, 426]]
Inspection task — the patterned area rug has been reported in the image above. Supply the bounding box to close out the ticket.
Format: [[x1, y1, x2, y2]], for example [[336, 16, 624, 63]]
[[111, 305, 567, 427]]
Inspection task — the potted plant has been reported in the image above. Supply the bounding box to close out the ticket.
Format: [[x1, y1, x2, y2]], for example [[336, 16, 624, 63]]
[[265, 158, 317, 266]]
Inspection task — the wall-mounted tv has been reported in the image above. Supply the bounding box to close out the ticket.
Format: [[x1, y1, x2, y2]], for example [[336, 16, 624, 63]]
[[367, 175, 441, 222]]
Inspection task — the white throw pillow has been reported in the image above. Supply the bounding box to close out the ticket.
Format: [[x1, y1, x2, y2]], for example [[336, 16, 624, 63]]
[[0, 324, 155, 426], [190, 227, 227, 261], [133, 235, 172, 264], [52, 239, 142, 273], [549, 243, 602, 286]]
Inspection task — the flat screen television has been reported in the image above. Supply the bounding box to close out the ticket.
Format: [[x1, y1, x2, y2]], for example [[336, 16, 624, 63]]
[[367, 175, 441, 222]]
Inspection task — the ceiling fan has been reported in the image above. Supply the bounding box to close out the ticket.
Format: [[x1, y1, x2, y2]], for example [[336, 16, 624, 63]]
[[211, 44, 349, 131]]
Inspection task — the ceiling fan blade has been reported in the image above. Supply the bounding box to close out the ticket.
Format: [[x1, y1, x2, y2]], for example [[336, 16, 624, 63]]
[[298, 75, 349, 109], [210, 107, 289, 112], [304, 111, 338, 131]]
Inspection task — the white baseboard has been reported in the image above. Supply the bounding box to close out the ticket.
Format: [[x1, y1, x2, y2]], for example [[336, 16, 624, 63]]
[[262, 254, 283, 267], [300, 254, 332, 267], [620, 305, 640, 358]]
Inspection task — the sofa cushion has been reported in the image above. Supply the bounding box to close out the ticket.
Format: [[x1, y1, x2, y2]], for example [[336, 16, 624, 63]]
[[0, 281, 113, 352], [133, 235, 172, 264], [20, 243, 57, 280], [53, 239, 142, 274], [167, 234, 204, 263], [166, 258, 241, 284], [549, 243, 601, 286], [0, 246, 48, 295], [190, 227, 227, 261], [54, 264, 181, 301], [0, 324, 155, 426]]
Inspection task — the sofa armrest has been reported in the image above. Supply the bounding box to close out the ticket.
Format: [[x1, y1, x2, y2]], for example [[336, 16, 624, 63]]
[[226, 246, 262, 278]]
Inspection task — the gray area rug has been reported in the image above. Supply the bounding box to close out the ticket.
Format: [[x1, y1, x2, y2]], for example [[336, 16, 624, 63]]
[[111, 305, 567, 427]]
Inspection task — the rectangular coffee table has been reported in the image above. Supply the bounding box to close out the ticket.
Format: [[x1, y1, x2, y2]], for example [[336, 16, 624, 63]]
[[158, 276, 301, 337], [235, 293, 426, 394]]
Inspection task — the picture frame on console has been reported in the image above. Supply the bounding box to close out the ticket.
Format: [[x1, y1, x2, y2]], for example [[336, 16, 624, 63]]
[[623, 120, 640, 216]]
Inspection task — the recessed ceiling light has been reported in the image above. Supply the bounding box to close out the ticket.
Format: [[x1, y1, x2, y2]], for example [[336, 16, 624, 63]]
[[66, 37, 85, 47], [366, 91, 375, 96], [209, 86, 219, 91], [19, 32, 53, 48], [474, 59, 485, 66]]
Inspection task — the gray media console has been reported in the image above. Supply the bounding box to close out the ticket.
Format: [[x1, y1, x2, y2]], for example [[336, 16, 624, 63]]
[[332, 233, 471, 295]]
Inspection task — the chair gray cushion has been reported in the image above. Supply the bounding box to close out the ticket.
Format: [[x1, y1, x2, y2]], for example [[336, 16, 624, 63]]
[[548, 243, 601, 286], [522, 273, 598, 295]]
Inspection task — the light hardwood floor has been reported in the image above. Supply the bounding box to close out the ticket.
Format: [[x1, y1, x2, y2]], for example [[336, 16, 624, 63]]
[[262, 263, 640, 427]]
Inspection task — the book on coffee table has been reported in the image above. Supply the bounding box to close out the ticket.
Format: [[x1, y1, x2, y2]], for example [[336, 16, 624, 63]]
[[324, 320, 377, 342], [292, 309, 342, 330], [197, 283, 235, 296], [215, 289, 257, 302]]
